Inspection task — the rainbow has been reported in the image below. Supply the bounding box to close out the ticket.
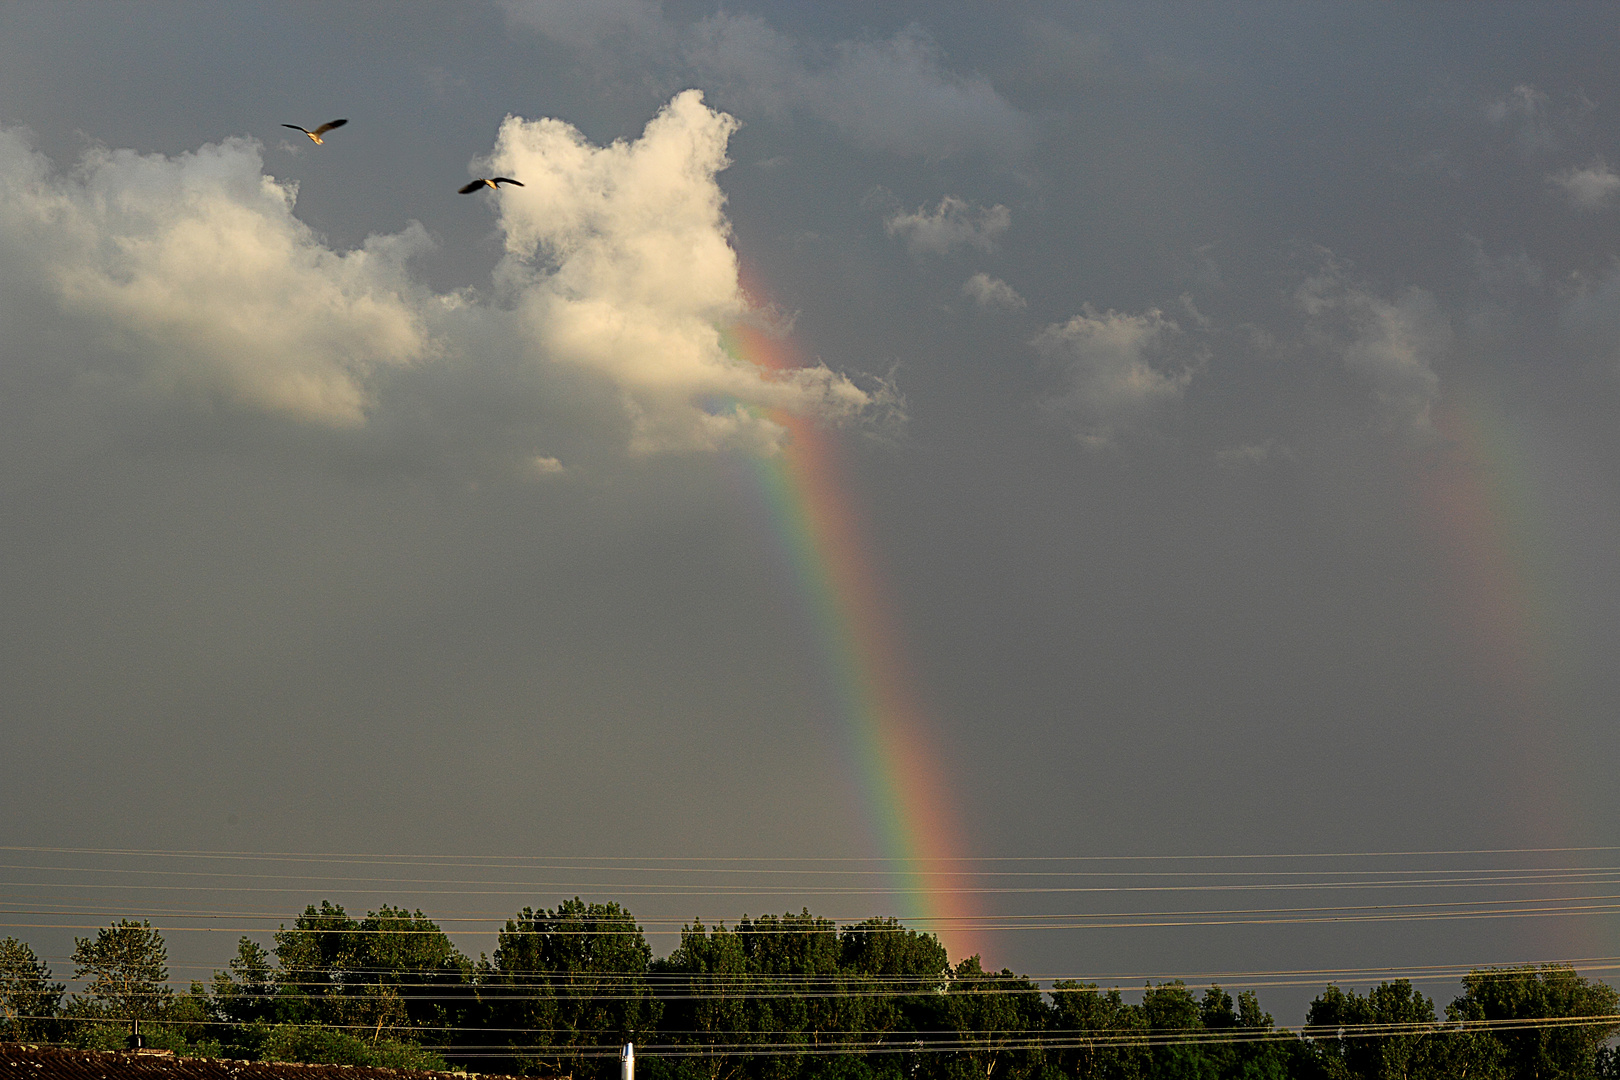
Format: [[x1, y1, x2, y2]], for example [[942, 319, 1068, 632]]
[[722, 321, 982, 964], [1415, 393, 1564, 688], [1411, 387, 1592, 955]]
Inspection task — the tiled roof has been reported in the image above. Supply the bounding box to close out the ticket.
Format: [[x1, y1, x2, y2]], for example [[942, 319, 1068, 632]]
[[0, 1044, 533, 1080]]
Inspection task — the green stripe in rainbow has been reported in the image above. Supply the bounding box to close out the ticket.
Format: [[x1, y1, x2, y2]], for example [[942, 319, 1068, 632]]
[[722, 321, 982, 963]]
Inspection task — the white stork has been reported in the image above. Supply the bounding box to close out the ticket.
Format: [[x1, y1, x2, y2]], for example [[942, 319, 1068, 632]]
[[282, 119, 348, 145], [459, 177, 525, 193]]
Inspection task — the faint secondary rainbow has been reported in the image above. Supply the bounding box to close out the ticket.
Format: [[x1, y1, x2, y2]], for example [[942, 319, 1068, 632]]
[[1409, 387, 1595, 956], [1415, 394, 1562, 687], [721, 320, 981, 963]]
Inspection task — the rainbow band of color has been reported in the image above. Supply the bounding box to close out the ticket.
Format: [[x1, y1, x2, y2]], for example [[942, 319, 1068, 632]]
[[725, 324, 980, 963], [1416, 390, 1590, 957]]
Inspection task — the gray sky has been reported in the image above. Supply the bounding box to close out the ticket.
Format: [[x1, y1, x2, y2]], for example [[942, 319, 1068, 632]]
[[3, 1, 1620, 1022]]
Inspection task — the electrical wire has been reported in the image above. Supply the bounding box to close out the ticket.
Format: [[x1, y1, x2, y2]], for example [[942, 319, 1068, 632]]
[[11, 1011, 1620, 1058], [9, 843, 1620, 862]]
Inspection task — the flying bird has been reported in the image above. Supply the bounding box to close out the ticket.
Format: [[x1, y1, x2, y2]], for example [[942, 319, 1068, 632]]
[[459, 177, 524, 194], [282, 119, 348, 145]]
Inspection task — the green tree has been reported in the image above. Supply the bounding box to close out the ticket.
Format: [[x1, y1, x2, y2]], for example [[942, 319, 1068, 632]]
[[272, 900, 358, 1027], [923, 955, 1048, 1080], [1194, 985, 1299, 1080], [157, 981, 225, 1055], [653, 918, 752, 1080], [69, 919, 173, 1024], [1049, 981, 1147, 1080], [347, 905, 473, 1043], [1447, 965, 1620, 1080], [1140, 980, 1213, 1080], [1305, 980, 1445, 1080], [655, 914, 952, 1080], [211, 937, 279, 1026], [837, 916, 949, 1074], [485, 898, 660, 1077], [734, 910, 844, 1080], [0, 936, 63, 1041], [260, 1023, 450, 1070], [270, 901, 473, 1051]]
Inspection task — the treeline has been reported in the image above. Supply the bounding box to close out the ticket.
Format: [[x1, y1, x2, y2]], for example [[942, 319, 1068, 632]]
[[2, 899, 1619, 1080]]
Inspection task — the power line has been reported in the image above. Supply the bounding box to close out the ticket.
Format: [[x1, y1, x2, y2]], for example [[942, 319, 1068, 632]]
[[14, 1011, 1620, 1056], [13, 888, 1620, 921], [23, 959, 1620, 1001], [13, 873, 1620, 898], [8, 843, 1620, 862], [15, 899, 1620, 938], [14, 858, 1620, 880]]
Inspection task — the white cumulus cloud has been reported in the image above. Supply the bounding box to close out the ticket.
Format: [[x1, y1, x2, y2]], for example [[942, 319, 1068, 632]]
[[961, 273, 1025, 310], [487, 89, 872, 453], [1297, 264, 1449, 436], [1033, 305, 1198, 449], [0, 92, 878, 460], [0, 128, 432, 426], [886, 196, 1010, 256], [531, 455, 566, 474], [1550, 160, 1620, 210]]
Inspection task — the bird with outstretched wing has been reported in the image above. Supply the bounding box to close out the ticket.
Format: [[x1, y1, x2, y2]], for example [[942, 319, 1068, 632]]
[[282, 119, 348, 145], [459, 177, 525, 193]]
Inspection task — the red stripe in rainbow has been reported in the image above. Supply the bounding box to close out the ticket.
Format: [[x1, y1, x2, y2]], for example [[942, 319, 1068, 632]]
[[722, 320, 982, 963]]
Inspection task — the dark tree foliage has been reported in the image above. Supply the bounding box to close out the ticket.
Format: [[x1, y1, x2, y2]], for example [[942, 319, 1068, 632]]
[[14, 900, 1620, 1080], [211, 938, 279, 1026], [68, 919, 172, 1024], [349, 905, 475, 1041], [733, 910, 844, 1080], [259, 1024, 450, 1071], [926, 955, 1050, 1080], [1139, 980, 1204, 1079], [162, 981, 223, 1055], [266, 900, 473, 1060], [1447, 965, 1620, 1080], [836, 916, 950, 1073], [1192, 985, 1298, 1080], [1049, 981, 1148, 1079], [272, 900, 360, 1027], [0, 936, 63, 1041], [1127, 980, 1311, 1080], [1304, 976, 1525, 1080], [484, 897, 660, 1077], [653, 917, 751, 1080], [653, 913, 950, 1080], [1305, 980, 1444, 1080]]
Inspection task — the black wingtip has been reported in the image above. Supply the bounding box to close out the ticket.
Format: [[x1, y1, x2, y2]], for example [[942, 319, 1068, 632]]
[[326, 118, 348, 128], [493, 178, 525, 187], [457, 181, 484, 194], [281, 124, 304, 132]]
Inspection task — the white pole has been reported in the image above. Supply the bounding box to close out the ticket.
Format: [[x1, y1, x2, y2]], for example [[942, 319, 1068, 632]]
[[621, 1043, 634, 1080]]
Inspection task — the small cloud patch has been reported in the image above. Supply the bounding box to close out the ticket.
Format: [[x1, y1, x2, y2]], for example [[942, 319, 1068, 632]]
[[885, 196, 1009, 256], [961, 273, 1025, 311], [1550, 160, 1620, 210], [1034, 305, 1200, 449]]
